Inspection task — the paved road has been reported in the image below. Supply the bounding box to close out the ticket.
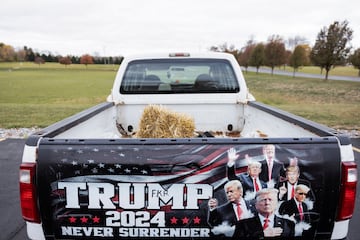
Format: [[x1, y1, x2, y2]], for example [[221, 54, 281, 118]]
[[1, 138, 359, 240], [348, 137, 360, 240], [245, 66, 360, 82], [0, 139, 28, 240]]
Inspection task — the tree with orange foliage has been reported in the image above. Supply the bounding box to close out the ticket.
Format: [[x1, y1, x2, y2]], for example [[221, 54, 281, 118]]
[[80, 54, 94, 68]]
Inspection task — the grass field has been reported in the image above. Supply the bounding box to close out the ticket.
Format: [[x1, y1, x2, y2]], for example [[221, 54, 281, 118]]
[[242, 65, 360, 77], [280, 65, 360, 77], [244, 72, 360, 130], [0, 62, 359, 130], [0, 62, 117, 128]]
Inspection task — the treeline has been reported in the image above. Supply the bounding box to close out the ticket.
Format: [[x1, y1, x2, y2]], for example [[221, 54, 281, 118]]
[[211, 20, 360, 79], [1, 20, 360, 78], [0, 43, 123, 65]]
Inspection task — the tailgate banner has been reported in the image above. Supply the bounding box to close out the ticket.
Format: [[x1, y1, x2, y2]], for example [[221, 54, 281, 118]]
[[37, 142, 339, 239]]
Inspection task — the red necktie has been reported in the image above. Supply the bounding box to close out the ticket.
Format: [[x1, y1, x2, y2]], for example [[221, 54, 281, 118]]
[[254, 178, 260, 192], [236, 203, 243, 220], [268, 158, 272, 181], [291, 185, 295, 199], [298, 203, 304, 221], [263, 215, 269, 229]]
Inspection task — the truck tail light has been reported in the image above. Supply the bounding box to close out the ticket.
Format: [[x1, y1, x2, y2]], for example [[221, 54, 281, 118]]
[[337, 161, 357, 221], [20, 163, 40, 223]]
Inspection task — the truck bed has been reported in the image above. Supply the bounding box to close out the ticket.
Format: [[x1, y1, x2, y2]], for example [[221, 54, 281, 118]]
[[45, 100, 336, 140]]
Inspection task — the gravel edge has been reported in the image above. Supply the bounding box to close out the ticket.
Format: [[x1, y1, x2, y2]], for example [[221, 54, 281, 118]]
[[0, 128, 42, 140]]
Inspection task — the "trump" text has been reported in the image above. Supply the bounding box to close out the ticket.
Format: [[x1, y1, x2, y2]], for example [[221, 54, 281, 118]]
[[58, 182, 213, 210]]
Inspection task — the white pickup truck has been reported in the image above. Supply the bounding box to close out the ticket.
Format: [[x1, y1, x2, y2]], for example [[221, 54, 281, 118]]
[[20, 52, 357, 239]]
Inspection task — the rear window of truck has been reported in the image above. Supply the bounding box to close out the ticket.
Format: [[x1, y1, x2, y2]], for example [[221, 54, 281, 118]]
[[120, 59, 240, 94]]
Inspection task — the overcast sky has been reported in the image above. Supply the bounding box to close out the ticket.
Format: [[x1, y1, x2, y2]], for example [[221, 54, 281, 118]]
[[1, 0, 360, 56]]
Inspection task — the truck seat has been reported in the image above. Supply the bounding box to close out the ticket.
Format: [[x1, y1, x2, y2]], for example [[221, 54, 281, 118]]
[[140, 75, 161, 91], [193, 74, 218, 90]]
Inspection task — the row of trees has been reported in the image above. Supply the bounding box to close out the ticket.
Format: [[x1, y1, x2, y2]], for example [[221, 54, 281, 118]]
[[211, 20, 360, 79], [0, 43, 123, 66], [1, 20, 360, 78]]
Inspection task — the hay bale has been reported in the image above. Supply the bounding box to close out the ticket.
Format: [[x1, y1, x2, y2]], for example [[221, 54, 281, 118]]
[[136, 105, 195, 138]]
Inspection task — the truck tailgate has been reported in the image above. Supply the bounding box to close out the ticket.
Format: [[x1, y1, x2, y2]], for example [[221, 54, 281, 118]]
[[36, 138, 341, 239]]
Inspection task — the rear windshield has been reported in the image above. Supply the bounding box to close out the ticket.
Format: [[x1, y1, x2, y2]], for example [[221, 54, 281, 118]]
[[120, 59, 239, 94]]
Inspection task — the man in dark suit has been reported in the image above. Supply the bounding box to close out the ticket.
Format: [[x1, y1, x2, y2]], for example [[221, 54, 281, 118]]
[[258, 145, 286, 186], [277, 165, 314, 201], [208, 180, 255, 227], [279, 184, 311, 223], [233, 188, 295, 239], [227, 151, 267, 199]]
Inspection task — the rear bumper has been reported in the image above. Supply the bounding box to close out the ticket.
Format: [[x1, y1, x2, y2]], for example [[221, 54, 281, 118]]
[[331, 220, 349, 239], [26, 222, 45, 240]]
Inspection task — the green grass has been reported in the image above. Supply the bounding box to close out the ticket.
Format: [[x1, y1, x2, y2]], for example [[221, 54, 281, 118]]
[[0, 62, 117, 128], [0, 62, 359, 131], [244, 72, 360, 130], [277, 65, 360, 77]]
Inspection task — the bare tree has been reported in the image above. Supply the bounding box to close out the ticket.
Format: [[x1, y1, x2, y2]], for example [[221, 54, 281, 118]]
[[310, 20, 353, 80], [287, 36, 308, 50], [34, 56, 45, 66], [16, 49, 27, 62], [210, 42, 240, 65]]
